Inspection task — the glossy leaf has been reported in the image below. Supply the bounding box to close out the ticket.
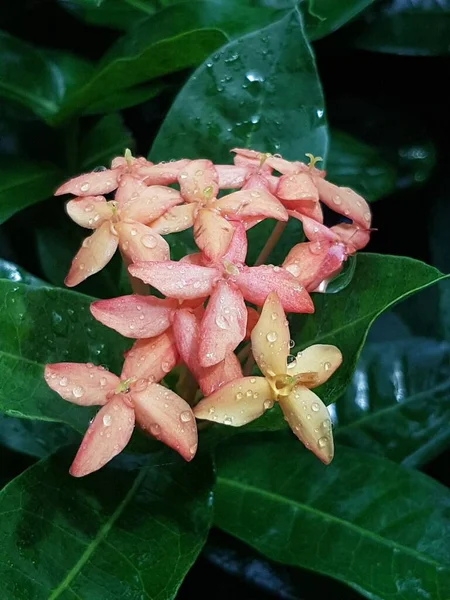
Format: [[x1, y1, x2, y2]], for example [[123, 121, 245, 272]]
[[353, 0, 450, 56], [151, 8, 327, 163], [327, 129, 397, 203], [83, 81, 167, 115], [0, 259, 46, 287], [335, 336, 450, 467], [56, 2, 278, 122], [0, 448, 213, 599], [301, 0, 376, 40], [215, 436, 450, 599], [0, 158, 63, 224], [58, 0, 158, 30], [80, 113, 134, 171], [0, 280, 129, 432]]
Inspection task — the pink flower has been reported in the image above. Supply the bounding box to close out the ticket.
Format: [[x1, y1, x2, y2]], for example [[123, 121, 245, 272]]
[[194, 292, 342, 464], [129, 223, 314, 368], [158, 159, 288, 262], [44, 331, 196, 477]]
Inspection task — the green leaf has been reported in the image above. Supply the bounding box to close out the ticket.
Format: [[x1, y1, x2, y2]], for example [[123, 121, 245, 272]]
[[215, 436, 450, 599], [58, 0, 158, 30], [0, 448, 213, 599], [0, 281, 129, 432], [151, 8, 327, 163], [80, 114, 134, 170], [56, 1, 278, 122], [327, 129, 397, 203], [0, 158, 63, 224], [0, 259, 46, 287], [353, 0, 450, 56], [0, 30, 92, 122], [335, 336, 450, 467], [301, 0, 376, 40], [83, 81, 167, 115]]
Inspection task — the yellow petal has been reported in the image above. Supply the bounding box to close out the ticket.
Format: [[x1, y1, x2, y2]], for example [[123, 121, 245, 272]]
[[250, 291, 290, 378], [288, 344, 342, 388], [279, 386, 334, 464], [194, 376, 274, 427]]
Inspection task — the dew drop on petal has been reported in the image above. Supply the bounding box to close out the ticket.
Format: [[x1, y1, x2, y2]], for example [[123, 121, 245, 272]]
[[318, 436, 328, 448], [59, 377, 68, 387], [84, 204, 94, 213], [180, 410, 192, 423], [263, 399, 274, 410], [271, 312, 278, 320], [80, 183, 90, 192], [333, 195, 342, 205], [130, 228, 138, 236], [99, 377, 107, 387], [311, 402, 320, 412], [224, 416, 233, 425], [208, 407, 216, 414], [150, 423, 161, 437], [364, 211, 371, 222], [141, 234, 157, 249], [324, 361, 331, 371], [215, 314, 229, 330], [250, 378, 256, 384], [103, 414, 112, 427], [190, 443, 198, 456], [72, 386, 84, 398], [266, 331, 278, 343], [236, 392, 243, 400], [246, 390, 253, 397], [161, 361, 171, 373], [322, 418, 331, 430]]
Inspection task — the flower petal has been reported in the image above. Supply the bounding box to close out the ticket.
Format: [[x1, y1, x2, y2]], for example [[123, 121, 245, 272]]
[[66, 196, 112, 229], [118, 222, 170, 263], [117, 180, 182, 223], [199, 353, 243, 397], [243, 172, 279, 195], [235, 266, 314, 313], [283, 242, 345, 291], [285, 201, 324, 222], [150, 203, 197, 235], [69, 395, 135, 477], [122, 331, 179, 382], [250, 291, 289, 377], [132, 383, 197, 461], [277, 172, 318, 202], [44, 363, 119, 405], [90, 295, 176, 339], [216, 189, 288, 222], [315, 177, 371, 229], [245, 307, 260, 340], [222, 222, 248, 268], [216, 165, 248, 189], [199, 281, 247, 367], [331, 223, 370, 253], [55, 170, 118, 197], [179, 159, 218, 203], [136, 159, 190, 185], [279, 386, 334, 464], [193, 209, 234, 262], [290, 213, 339, 243], [194, 376, 273, 426], [288, 344, 342, 387], [129, 261, 219, 300], [65, 221, 118, 287]]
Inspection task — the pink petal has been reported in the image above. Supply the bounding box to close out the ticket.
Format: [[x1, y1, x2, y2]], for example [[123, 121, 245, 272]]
[[178, 159, 219, 203], [117, 222, 170, 263], [315, 177, 371, 229], [250, 291, 290, 378], [199, 281, 247, 367], [132, 383, 197, 461], [243, 172, 278, 195], [116, 179, 182, 223], [222, 221, 248, 265], [150, 203, 197, 235], [291, 213, 340, 244], [135, 159, 190, 186], [288, 344, 342, 387], [65, 221, 118, 287], [44, 363, 119, 406], [69, 395, 135, 477], [194, 376, 274, 426], [235, 266, 314, 313], [122, 331, 179, 382], [277, 172, 319, 202], [193, 209, 234, 262], [231, 148, 265, 161], [90, 295, 176, 339], [331, 223, 371, 253], [287, 201, 324, 222], [216, 165, 249, 189], [129, 261, 220, 300], [198, 352, 243, 397], [245, 307, 260, 340], [279, 386, 334, 464], [265, 155, 304, 175], [216, 189, 288, 222], [283, 242, 345, 291], [55, 170, 118, 197], [66, 196, 112, 229]]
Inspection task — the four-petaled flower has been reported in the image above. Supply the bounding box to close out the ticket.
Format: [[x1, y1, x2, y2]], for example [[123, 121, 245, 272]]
[[194, 292, 342, 464]]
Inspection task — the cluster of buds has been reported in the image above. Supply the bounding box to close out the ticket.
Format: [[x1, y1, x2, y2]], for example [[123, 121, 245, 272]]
[[44, 148, 371, 476]]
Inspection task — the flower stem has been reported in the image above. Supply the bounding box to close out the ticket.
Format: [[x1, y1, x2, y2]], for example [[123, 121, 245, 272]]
[[253, 221, 287, 266], [120, 249, 149, 295]]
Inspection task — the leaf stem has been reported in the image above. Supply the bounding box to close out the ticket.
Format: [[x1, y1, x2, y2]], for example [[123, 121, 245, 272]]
[[253, 221, 287, 266]]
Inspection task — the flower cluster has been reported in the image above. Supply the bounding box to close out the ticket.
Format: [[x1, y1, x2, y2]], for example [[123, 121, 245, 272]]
[[45, 148, 371, 476]]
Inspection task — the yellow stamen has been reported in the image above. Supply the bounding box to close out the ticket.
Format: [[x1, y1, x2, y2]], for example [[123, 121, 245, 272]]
[[305, 153, 323, 169]]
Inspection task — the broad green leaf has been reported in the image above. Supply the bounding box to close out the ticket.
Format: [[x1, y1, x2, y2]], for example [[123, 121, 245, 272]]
[[335, 336, 450, 467], [301, 0, 376, 40], [58, 0, 158, 29], [0, 158, 63, 224], [0, 30, 92, 122], [80, 113, 134, 170], [215, 436, 450, 599], [0, 448, 214, 599], [353, 0, 450, 56], [0, 280, 129, 432], [0, 259, 46, 287], [56, 2, 278, 122], [151, 8, 327, 163], [327, 129, 397, 203], [83, 81, 167, 115]]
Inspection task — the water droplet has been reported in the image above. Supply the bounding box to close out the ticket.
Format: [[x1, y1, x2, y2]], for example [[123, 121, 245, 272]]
[[99, 377, 107, 387], [324, 361, 331, 371], [318, 436, 328, 448], [161, 361, 171, 373], [250, 378, 256, 383], [208, 407, 215, 414], [333, 195, 342, 205], [246, 390, 253, 397], [189, 443, 198, 456], [309, 241, 322, 255], [72, 386, 84, 398], [364, 211, 371, 222], [103, 414, 112, 426], [150, 423, 161, 437], [179, 172, 188, 179], [287, 355, 297, 369], [322, 418, 331, 430], [180, 410, 192, 423], [236, 392, 243, 400], [266, 331, 278, 343], [311, 402, 320, 412], [271, 312, 278, 320], [141, 234, 157, 249], [80, 183, 90, 192], [84, 204, 94, 213], [130, 228, 138, 236], [224, 416, 233, 425], [289, 339, 295, 348], [59, 377, 68, 387], [263, 399, 274, 410]]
